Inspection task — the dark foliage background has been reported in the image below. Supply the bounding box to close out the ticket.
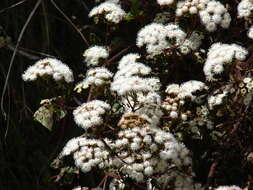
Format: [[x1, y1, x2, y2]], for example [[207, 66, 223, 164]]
[[0, 0, 95, 189]]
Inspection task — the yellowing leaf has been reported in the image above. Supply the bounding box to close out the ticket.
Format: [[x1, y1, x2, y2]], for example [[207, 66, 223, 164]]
[[34, 105, 54, 131]]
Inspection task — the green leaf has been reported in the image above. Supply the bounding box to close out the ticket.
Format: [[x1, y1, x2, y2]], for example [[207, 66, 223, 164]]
[[34, 105, 54, 131], [125, 13, 135, 21], [55, 109, 67, 120]]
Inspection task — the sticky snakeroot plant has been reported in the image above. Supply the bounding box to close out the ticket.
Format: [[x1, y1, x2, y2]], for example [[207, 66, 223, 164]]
[[22, 0, 253, 189]]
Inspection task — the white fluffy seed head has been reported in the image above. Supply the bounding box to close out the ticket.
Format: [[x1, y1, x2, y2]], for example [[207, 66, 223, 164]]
[[203, 43, 248, 81], [73, 100, 111, 130], [237, 0, 253, 18], [22, 58, 74, 83], [248, 25, 253, 39], [199, 1, 231, 32], [136, 23, 187, 55], [83, 46, 109, 67], [157, 0, 175, 6], [88, 1, 126, 23]]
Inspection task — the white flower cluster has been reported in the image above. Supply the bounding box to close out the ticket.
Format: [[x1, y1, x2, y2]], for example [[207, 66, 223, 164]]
[[22, 58, 74, 83], [176, 0, 209, 16], [76, 67, 112, 91], [60, 137, 83, 157], [111, 54, 163, 126], [136, 23, 186, 55], [157, 0, 175, 6], [73, 139, 109, 172], [237, 0, 253, 39], [180, 80, 208, 102], [83, 46, 109, 67], [88, 0, 126, 24], [73, 100, 111, 130], [113, 126, 193, 188], [163, 84, 185, 120], [166, 80, 207, 101], [163, 80, 208, 120], [248, 25, 253, 39], [111, 53, 160, 95], [199, 1, 231, 32], [60, 125, 193, 189], [117, 53, 141, 69], [60, 136, 110, 173], [136, 23, 203, 55], [237, 0, 253, 18], [214, 185, 242, 190], [114, 61, 151, 79], [86, 67, 112, 85], [175, 0, 231, 32], [111, 76, 155, 95], [203, 43, 248, 81]]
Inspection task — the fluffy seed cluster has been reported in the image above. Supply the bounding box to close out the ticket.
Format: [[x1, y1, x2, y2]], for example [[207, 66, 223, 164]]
[[113, 126, 193, 188], [199, 1, 231, 32], [136, 23, 203, 55], [166, 80, 208, 102], [111, 53, 159, 95], [60, 137, 110, 173], [73, 100, 111, 130], [237, 0, 253, 18], [114, 61, 151, 79], [74, 67, 112, 93], [175, 0, 231, 32], [176, 0, 209, 16], [163, 81, 208, 120], [136, 23, 187, 55], [214, 185, 242, 190], [117, 53, 141, 69], [248, 25, 253, 39], [22, 58, 74, 83], [88, 0, 126, 24], [61, 126, 193, 189], [180, 80, 208, 102], [59, 47, 194, 188], [60, 137, 83, 156], [157, 0, 175, 6], [110, 53, 163, 126], [83, 46, 109, 66], [111, 76, 154, 95], [75, 67, 112, 92], [203, 43, 248, 81]]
